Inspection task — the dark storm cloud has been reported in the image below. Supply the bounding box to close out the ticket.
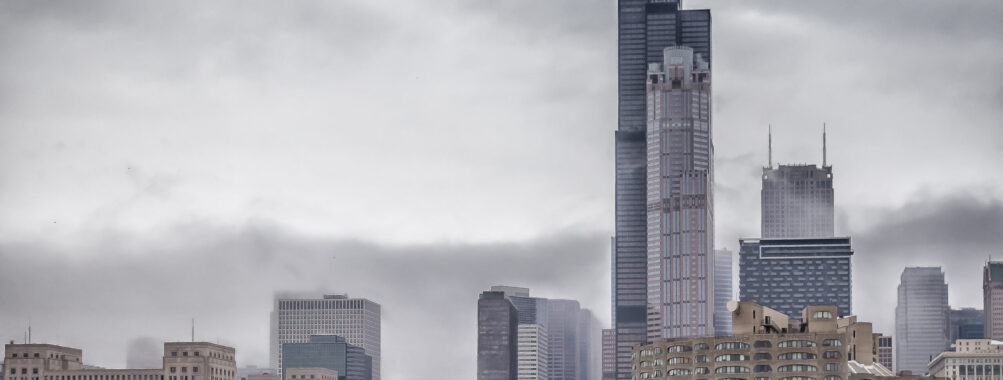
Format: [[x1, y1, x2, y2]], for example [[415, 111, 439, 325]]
[[0, 223, 609, 379], [850, 191, 1003, 334]]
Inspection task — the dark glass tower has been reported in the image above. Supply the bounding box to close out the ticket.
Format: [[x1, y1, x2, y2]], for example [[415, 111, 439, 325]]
[[614, 1, 710, 379]]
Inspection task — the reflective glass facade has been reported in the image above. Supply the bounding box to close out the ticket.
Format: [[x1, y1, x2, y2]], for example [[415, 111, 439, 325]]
[[615, 1, 711, 379], [895, 267, 950, 374]]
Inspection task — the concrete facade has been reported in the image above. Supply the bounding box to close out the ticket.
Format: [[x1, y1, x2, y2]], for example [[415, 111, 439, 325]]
[[3, 342, 236, 380], [876, 335, 894, 373], [283, 368, 336, 380], [895, 267, 950, 375], [929, 339, 1003, 380], [270, 295, 379, 380], [518, 325, 549, 380], [632, 301, 934, 380]]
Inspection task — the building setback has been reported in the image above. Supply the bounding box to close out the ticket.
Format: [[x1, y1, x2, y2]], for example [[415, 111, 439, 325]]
[[486, 286, 600, 380], [645, 45, 715, 339], [739, 237, 853, 318], [984, 262, 1003, 340], [270, 295, 380, 380], [479, 291, 519, 380], [614, 0, 710, 378], [713, 249, 733, 336], [895, 267, 950, 375], [281, 335, 371, 380]]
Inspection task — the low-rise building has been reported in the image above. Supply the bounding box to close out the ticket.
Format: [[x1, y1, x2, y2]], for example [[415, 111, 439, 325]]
[[283, 368, 336, 380], [631, 301, 937, 380], [3, 342, 236, 380], [928, 339, 1003, 380]]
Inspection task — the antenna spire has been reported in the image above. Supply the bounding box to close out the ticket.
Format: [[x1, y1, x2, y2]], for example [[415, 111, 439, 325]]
[[768, 124, 773, 169], [823, 123, 828, 167]]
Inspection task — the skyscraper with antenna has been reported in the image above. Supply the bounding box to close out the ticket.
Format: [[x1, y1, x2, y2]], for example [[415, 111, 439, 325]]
[[761, 126, 834, 239]]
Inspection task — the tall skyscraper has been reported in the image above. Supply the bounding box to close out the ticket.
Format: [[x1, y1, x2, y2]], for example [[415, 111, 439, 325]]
[[270, 294, 381, 380], [877, 334, 894, 371], [761, 129, 834, 239], [614, 1, 710, 378], [484, 286, 599, 380], [713, 249, 732, 336], [984, 261, 1003, 340], [644, 45, 714, 340], [896, 267, 950, 374], [950, 308, 985, 340], [739, 237, 853, 318], [479, 291, 519, 380]]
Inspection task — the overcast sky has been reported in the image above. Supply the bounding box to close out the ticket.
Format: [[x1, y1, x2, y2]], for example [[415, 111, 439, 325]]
[[1, 1, 1001, 379]]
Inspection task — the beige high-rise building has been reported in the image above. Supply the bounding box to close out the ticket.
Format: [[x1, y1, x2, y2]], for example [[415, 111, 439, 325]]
[[929, 339, 1003, 380], [3, 342, 236, 380], [632, 301, 937, 380], [645, 45, 715, 340], [983, 262, 1003, 340]]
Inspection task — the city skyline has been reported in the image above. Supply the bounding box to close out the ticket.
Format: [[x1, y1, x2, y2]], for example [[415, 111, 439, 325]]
[[1, 1, 1001, 380]]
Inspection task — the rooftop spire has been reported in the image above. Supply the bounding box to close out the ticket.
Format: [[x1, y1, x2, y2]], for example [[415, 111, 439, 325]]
[[768, 124, 773, 169], [823, 123, 827, 167]]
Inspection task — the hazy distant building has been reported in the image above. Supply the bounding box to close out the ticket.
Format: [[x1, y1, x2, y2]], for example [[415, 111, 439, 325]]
[[984, 262, 1003, 340], [486, 286, 599, 380], [614, 1, 711, 378], [479, 291, 519, 380], [761, 162, 834, 239], [517, 324, 549, 380], [739, 237, 853, 318], [929, 339, 1003, 380], [951, 308, 985, 340], [281, 336, 370, 380], [3, 342, 236, 380], [270, 294, 380, 380], [713, 249, 733, 336], [896, 267, 950, 374], [126, 337, 163, 369], [876, 334, 894, 371], [600, 330, 614, 380]]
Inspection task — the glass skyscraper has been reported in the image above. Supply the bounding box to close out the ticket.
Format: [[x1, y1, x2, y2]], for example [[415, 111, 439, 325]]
[[614, 1, 710, 378], [281, 335, 372, 380], [713, 249, 732, 336], [738, 237, 853, 318], [895, 267, 950, 374]]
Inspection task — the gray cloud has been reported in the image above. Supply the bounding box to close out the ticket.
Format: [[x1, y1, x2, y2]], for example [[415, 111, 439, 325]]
[[851, 191, 1003, 335], [0, 223, 609, 380]]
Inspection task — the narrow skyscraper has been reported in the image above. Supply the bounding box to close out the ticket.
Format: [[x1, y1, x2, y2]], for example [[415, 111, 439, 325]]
[[270, 294, 381, 380], [614, 1, 710, 378], [713, 249, 732, 336], [983, 261, 1003, 340], [645, 45, 714, 340], [895, 267, 950, 374]]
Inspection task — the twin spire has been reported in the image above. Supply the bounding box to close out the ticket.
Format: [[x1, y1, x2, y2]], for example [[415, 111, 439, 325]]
[[767, 124, 828, 168]]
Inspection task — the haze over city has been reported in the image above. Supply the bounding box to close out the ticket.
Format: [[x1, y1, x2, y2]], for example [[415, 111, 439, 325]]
[[0, 1, 1001, 380]]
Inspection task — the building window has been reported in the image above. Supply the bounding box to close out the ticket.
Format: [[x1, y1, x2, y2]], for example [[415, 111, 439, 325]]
[[171, 353, 178, 357], [192, 368, 198, 373], [822, 339, 842, 347], [171, 368, 176, 374]]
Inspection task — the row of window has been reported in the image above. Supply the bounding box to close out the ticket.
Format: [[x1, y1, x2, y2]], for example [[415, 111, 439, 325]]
[[637, 339, 841, 357], [635, 373, 843, 380]]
